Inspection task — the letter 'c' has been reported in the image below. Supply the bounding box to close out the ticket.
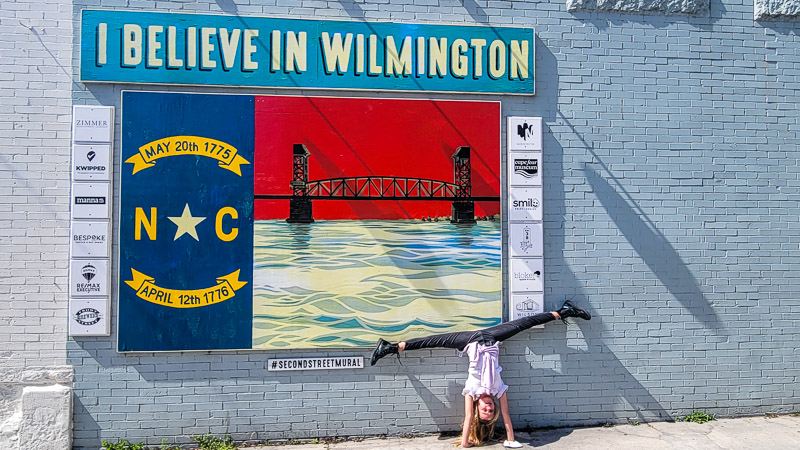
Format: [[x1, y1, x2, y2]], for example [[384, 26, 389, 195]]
[[215, 207, 238, 241]]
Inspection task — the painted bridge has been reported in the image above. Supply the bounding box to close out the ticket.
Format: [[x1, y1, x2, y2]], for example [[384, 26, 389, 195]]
[[254, 144, 498, 224]]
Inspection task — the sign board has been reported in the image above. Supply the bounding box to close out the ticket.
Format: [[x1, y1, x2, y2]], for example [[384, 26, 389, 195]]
[[510, 293, 544, 320], [72, 182, 111, 219], [509, 222, 543, 257], [70, 259, 110, 297], [70, 105, 114, 338], [73, 144, 111, 181], [510, 258, 543, 292], [508, 187, 543, 222], [72, 105, 114, 142], [508, 152, 542, 186], [81, 10, 534, 94], [70, 221, 111, 258], [507, 116, 542, 151], [267, 356, 364, 371], [505, 116, 545, 319], [69, 299, 110, 335]]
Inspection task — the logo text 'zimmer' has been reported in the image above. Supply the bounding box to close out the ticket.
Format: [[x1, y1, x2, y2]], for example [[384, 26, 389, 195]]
[[75, 119, 108, 128]]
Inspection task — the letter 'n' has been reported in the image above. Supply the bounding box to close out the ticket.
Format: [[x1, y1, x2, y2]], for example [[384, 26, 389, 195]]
[[135, 207, 157, 240]]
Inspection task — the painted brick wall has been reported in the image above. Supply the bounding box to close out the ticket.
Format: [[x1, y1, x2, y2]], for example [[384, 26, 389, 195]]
[[3, 0, 799, 448], [0, 2, 75, 445], [0, 0, 73, 369]]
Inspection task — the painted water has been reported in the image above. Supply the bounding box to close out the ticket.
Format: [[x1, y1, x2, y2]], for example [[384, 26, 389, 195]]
[[253, 220, 502, 349]]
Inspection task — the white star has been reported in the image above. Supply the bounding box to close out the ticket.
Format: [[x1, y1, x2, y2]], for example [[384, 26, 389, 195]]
[[168, 203, 206, 241]]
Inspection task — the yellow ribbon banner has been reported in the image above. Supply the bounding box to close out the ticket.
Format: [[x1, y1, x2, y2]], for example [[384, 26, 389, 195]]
[[125, 268, 248, 308], [125, 136, 250, 175]]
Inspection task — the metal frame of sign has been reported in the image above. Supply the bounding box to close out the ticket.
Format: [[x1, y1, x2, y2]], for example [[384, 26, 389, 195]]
[[70, 105, 114, 337], [506, 117, 544, 320]]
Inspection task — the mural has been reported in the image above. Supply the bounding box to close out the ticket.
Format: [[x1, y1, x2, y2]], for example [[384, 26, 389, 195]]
[[119, 92, 501, 352]]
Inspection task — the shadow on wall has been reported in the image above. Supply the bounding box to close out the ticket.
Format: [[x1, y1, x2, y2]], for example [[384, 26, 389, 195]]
[[534, 36, 587, 306], [502, 322, 672, 430], [501, 34, 709, 431], [407, 374, 465, 430], [338, 0, 365, 19], [584, 166, 722, 329], [215, 0, 239, 14], [463, 0, 490, 24], [72, 395, 101, 447]]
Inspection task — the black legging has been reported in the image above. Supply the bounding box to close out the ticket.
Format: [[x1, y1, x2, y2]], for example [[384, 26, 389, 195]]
[[403, 312, 556, 352]]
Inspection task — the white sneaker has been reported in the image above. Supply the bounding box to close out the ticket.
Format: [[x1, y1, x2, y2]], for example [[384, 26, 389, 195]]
[[503, 440, 523, 448]]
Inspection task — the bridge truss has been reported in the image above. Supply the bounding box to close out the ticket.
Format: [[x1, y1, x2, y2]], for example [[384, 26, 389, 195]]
[[306, 177, 463, 200]]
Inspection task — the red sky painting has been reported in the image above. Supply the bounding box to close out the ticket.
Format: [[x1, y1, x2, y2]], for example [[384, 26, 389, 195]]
[[254, 95, 500, 220]]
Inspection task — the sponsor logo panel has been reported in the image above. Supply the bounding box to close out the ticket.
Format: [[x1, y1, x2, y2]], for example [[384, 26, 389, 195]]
[[510, 258, 543, 293], [70, 220, 111, 258], [507, 117, 542, 151], [72, 106, 114, 142], [508, 152, 542, 186], [69, 299, 110, 335], [509, 222, 543, 257], [73, 144, 111, 181], [511, 293, 544, 320], [508, 187, 543, 222], [70, 259, 109, 297], [71, 182, 111, 219]]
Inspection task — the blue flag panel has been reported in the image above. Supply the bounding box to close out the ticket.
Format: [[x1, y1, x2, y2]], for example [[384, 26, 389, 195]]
[[118, 91, 254, 351]]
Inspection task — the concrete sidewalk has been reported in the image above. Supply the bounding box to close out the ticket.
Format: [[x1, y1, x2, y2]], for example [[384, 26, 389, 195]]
[[251, 415, 800, 449]]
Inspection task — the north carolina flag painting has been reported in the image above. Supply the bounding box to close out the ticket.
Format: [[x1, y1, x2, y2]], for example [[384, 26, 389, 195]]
[[119, 92, 500, 352]]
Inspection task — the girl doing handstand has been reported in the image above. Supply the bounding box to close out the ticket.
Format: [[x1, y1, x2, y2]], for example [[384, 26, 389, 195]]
[[370, 301, 591, 448]]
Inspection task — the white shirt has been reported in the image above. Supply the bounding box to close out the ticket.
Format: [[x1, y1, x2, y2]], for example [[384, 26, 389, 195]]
[[460, 341, 509, 399]]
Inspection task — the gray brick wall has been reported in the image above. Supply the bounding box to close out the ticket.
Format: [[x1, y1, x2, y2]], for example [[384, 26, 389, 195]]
[[2, 0, 799, 448]]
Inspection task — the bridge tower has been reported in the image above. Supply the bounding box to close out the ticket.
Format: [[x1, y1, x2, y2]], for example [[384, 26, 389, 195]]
[[451, 146, 476, 224], [287, 144, 314, 224]]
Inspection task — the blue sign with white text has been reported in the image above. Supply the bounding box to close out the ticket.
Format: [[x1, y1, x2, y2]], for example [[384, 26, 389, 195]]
[[80, 10, 534, 94]]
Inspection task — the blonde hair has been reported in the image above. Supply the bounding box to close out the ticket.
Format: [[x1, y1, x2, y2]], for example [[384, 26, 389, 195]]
[[467, 396, 500, 446]]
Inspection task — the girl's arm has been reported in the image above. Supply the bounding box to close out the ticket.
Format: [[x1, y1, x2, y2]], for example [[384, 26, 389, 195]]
[[498, 392, 515, 442], [460, 395, 474, 447]]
